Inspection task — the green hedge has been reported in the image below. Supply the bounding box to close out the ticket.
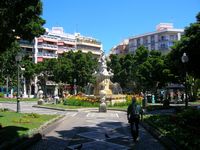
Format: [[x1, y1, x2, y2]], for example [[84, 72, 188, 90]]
[[144, 108, 200, 149], [0, 92, 4, 98], [63, 99, 99, 107]]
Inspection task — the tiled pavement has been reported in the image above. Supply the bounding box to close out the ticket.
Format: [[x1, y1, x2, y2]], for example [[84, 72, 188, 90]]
[[29, 109, 166, 150]]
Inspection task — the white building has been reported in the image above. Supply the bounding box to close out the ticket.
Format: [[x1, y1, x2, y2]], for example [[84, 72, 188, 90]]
[[129, 23, 184, 54], [20, 27, 102, 63], [110, 39, 129, 55]]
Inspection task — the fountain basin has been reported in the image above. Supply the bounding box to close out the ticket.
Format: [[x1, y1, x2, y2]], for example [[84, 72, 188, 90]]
[[86, 94, 126, 105]]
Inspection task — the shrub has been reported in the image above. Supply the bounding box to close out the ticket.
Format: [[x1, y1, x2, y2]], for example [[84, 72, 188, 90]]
[[125, 94, 143, 105], [13, 117, 31, 124], [0, 92, 4, 98], [144, 108, 200, 149], [176, 108, 200, 127], [63, 99, 99, 107], [25, 113, 40, 118], [0, 108, 9, 112], [111, 101, 130, 107]]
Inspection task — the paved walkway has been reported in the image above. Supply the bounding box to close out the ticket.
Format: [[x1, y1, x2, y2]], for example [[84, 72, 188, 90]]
[[30, 110, 166, 150], [1, 102, 166, 150], [0, 102, 67, 115]]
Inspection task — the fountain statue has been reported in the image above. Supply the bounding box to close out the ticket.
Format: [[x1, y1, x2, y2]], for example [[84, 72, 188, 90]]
[[90, 51, 126, 112], [37, 88, 44, 105]]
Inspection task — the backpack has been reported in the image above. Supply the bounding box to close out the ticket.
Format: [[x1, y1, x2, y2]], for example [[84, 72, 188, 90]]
[[135, 104, 141, 115], [128, 104, 140, 123]]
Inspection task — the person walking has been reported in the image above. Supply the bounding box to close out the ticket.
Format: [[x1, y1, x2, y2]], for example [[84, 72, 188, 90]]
[[127, 96, 141, 142]]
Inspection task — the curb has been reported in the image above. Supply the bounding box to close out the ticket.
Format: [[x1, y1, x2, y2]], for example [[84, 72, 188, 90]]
[[32, 105, 78, 112], [30, 114, 66, 135]]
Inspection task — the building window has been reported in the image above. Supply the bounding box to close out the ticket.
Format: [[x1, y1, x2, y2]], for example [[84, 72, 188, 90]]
[[170, 35, 175, 40], [137, 39, 140, 47], [151, 36, 155, 43]]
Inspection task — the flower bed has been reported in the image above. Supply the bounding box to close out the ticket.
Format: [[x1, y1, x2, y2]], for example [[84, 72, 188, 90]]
[[63, 96, 99, 107]]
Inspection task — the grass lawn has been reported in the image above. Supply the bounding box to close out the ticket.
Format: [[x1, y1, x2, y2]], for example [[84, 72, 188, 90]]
[[190, 101, 200, 105], [108, 105, 127, 111], [0, 109, 58, 142]]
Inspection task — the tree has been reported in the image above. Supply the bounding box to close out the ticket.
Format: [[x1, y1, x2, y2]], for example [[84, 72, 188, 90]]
[[21, 55, 37, 96], [0, 0, 45, 52], [33, 51, 98, 94], [167, 12, 200, 78], [109, 46, 169, 94], [133, 46, 149, 92], [108, 54, 122, 83], [68, 51, 98, 90], [136, 50, 167, 92], [0, 42, 21, 87]]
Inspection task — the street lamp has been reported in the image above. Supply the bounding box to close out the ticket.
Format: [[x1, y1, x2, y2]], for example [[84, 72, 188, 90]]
[[15, 53, 22, 112], [74, 78, 77, 95], [181, 52, 189, 108]]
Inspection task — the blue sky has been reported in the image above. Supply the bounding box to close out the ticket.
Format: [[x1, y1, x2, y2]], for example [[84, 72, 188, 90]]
[[42, 0, 199, 54]]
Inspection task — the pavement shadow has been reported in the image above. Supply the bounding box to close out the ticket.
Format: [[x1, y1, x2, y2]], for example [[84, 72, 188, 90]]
[[30, 121, 133, 150], [30, 120, 165, 150]]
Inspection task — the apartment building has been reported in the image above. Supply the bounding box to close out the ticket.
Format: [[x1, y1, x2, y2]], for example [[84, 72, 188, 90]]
[[20, 27, 102, 63], [110, 39, 129, 55], [75, 33, 103, 57], [129, 23, 184, 54], [110, 23, 184, 55]]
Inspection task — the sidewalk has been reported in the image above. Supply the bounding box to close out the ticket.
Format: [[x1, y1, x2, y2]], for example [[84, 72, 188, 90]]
[[30, 109, 166, 150]]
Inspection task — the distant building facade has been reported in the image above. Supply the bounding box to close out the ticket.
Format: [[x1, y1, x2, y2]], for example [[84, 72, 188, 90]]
[[110, 23, 184, 55], [20, 27, 103, 63], [110, 39, 129, 55], [19, 27, 102, 97]]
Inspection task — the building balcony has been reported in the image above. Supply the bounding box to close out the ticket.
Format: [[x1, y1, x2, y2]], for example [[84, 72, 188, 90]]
[[57, 47, 76, 54], [37, 44, 58, 50], [37, 52, 58, 58], [19, 40, 34, 48], [76, 41, 101, 48], [63, 40, 76, 45], [20, 43, 33, 49]]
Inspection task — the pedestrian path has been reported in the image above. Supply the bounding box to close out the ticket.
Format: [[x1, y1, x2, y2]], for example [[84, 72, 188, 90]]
[[30, 110, 166, 150]]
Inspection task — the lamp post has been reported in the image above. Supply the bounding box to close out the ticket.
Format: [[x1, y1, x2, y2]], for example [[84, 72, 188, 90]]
[[15, 53, 22, 112], [74, 78, 77, 95], [181, 52, 189, 108]]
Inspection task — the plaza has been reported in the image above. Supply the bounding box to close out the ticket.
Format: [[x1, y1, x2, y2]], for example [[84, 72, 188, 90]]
[[0, 1, 200, 149], [1, 101, 166, 150]]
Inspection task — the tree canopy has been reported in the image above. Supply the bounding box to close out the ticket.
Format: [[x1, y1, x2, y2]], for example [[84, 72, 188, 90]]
[[34, 51, 98, 93], [167, 12, 200, 78], [0, 0, 45, 52], [108, 46, 169, 93]]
